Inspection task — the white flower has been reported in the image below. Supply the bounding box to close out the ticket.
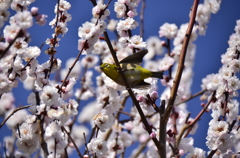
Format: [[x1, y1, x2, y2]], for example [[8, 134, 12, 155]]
[[0, 0, 10, 10], [228, 76, 240, 91], [129, 35, 146, 49], [93, 112, 114, 132], [108, 139, 124, 154], [40, 85, 60, 106], [126, 0, 140, 8], [204, 0, 221, 14], [208, 120, 228, 137], [13, 0, 35, 7], [226, 99, 239, 123], [114, 2, 126, 18], [220, 67, 232, 80], [0, 73, 14, 93], [66, 99, 79, 116], [78, 21, 96, 40], [144, 36, 163, 60], [55, 0, 71, 12], [206, 133, 234, 153], [102, 88, 121, 113], [195, 4, 211, 25], [45, 121, 61, 138], [201, 73, 222, 91], [158, 55, 174, 71], [22, 46, 41, 61], [63, 77, 76, 93], [107, 19, 118, 31], [55, 22, 68, 36], [11, 38, 28, 55], [16, 123, 39, 154], [119, 131, 133, 147], [0, 93, 14, 116], [185, 147, 206, 158], [4, 136, 15, 154], [0, 9, 10, 23], [93, 40, 110, 55], [87, 138, 108, 157], [116, 17, 138, 32], [10, 11, 33, 29], [228, 59, 240, 73], [81, 54, 99, 69], [92, 4, 110, 20], [78, 39, 95, 55], [3, 25, 21, 40], [159, 23, 178, 39]]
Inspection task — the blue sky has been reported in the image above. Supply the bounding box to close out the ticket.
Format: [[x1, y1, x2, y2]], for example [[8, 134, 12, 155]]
[[1, 0, 240, 157]]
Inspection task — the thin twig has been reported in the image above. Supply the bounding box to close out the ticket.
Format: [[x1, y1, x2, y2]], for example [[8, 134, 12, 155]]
[[47, 0, 61, 78], [37, 117, 49, 158], [176, 91, 216, 148], [207, 149, 217, 158], [0, 105, 31, 129], [35, 91, 49, 158], [61, 126, 83, 158], [159, 1, 200, 158], [83, 132, 90, 156], [175, 89, 207, 106], [140, 0, 146, 37], [130, 137, 150, 158]]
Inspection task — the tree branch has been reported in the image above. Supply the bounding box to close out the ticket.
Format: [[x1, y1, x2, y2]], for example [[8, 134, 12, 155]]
[[159, 0, 200, 157]]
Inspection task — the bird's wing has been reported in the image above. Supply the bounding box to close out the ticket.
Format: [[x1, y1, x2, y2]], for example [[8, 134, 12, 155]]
[[132, 80, 151, 89], [120, 49, 148, 64]]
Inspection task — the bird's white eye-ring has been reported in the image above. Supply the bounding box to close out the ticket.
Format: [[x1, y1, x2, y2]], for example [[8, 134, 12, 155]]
[[106, 64, 109, 67]]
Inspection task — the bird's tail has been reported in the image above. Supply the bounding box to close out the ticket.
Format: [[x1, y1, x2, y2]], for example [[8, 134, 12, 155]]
[[151, 71, 164, 79]]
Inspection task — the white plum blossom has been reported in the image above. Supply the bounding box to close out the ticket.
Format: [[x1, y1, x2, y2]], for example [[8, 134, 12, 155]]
[[107, 19, 118, 31], [144, 36, 163, 60], [16, 123, 39, 154], [93, 112, 114, 132], [116, 17, 138, 32], [185, 147, 206, 158], [119, 131, 133, 147], [205, 0, 221, 14], [10, 11, 33, 29], [40, 85, 60, 106], [45, 121, 61, 138], [129, 35, 146, 49], [3, 24, 21, 40], [92, 4, 110, 20], [56, 0, 71, 12], [159, 23, 178, 39], [114, 2, 126, 18], [108, 139, 124, 154], [81, 54, 99, 69], [158, 55, 174, 71], [21, 46, 41, 61], [87, 138, 108, 157], [78, 21, 97, 40], [0, 93, 15, 116]]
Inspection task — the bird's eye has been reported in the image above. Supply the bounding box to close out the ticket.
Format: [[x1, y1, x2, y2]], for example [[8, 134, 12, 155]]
[[106, 64, 109, 67]]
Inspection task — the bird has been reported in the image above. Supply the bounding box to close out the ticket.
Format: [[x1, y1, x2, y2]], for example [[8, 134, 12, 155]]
[[100, 49, 163, 88]]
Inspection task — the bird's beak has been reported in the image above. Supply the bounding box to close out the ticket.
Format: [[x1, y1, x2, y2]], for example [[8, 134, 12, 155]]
[[100, 64, 105, 70]]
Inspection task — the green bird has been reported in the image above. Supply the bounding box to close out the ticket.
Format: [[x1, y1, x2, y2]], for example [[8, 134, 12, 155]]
[[100, 49, 163, 88]]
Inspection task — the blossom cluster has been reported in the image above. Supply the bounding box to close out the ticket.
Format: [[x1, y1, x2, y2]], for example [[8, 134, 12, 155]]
[[201, 19, 240, 156], [1, 0, 240, 158]]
